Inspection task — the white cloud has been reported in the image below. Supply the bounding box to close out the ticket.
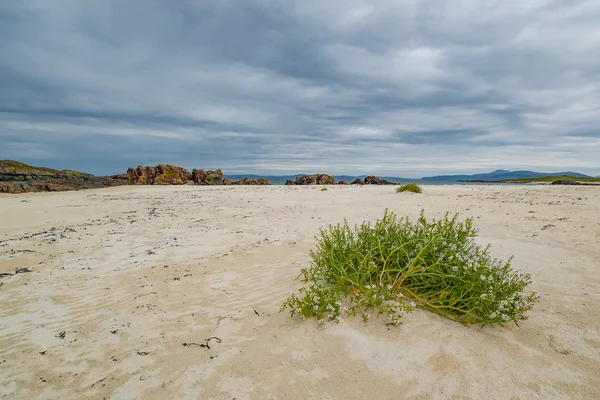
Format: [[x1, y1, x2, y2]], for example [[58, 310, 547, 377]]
[[0, 0, 599, 176]]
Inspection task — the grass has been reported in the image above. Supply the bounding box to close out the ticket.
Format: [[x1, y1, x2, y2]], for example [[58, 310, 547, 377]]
[[281, 210, 540, 327], [396, 183, 422, 193], [502, 175, 600, 183], [321, 187, 328, 191]]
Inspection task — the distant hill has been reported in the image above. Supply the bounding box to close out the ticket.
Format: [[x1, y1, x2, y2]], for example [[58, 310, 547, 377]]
[[0, 160, 126, 193], [421, 170, 591, 181]]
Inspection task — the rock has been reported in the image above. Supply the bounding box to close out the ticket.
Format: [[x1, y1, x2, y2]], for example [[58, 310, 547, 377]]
[[350, 179, 364, 185], [364, 176, 397, 185], [128, 164, 191, 185], [365, 176, 379, 184], [338, 180, 347, 185], [256, 178, 270, 185], [106, 173, 128, 180], [191, 169, 206, 184], [192, 169, 223, 185], [551, 180, 580, 185], [0, 160, 127, 193], [285, 174, 335, 185], [157, 164, 191, 185], [234, 178, 253, 185], [127, 166, 147, 185], [226, 177, 270, 185]]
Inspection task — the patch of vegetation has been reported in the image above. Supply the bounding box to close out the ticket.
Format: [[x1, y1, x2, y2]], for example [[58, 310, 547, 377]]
[[396, 183, 422, 193], [503, 175, 600, 183], [281, 210, 539, 327], [321, 187, 328, 191]]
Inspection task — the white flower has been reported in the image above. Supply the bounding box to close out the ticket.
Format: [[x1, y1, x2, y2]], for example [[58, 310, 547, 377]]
[[397, 293, 404, 298], [318, 319, 324, 325], [480, 274, 486, 281], [387, 285, 393, 290], [409, 301, 416, 308]]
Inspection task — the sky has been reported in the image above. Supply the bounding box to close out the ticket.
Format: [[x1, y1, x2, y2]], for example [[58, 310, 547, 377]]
[[1, 0, 599, 178]]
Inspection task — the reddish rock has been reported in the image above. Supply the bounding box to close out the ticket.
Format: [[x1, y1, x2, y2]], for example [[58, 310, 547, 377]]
[[127, 164, 191, 185], [351, 179, 364, 185], [285, 174, 335, 185], [232, 177, 270, 185], [365, 176, 380, 184], [192, 169, 223, 185]]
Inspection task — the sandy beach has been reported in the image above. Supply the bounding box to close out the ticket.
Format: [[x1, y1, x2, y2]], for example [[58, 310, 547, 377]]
[[1, 184, 599, 399]]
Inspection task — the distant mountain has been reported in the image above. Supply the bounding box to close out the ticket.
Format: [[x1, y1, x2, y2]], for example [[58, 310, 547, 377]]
[[421, 170, 592, 181]]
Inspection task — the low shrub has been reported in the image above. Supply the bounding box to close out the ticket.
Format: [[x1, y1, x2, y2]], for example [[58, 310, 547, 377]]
[[397, 183, 422, 193], [321, 187, 328, 191], [281, 210, 539, 327]]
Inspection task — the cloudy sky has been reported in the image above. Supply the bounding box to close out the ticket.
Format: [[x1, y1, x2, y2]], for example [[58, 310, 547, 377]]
[[1, 0, 599, 177]]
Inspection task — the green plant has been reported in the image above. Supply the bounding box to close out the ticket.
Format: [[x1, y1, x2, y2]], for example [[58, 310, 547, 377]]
[[321, 187, 328, 191], [281, 210, 540, 327], [397, 183, 422, 193]]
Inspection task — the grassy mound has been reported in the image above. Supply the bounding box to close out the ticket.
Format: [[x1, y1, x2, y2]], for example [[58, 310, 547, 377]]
[[281, 210, 539, 327], [397, 183, 422, 193]]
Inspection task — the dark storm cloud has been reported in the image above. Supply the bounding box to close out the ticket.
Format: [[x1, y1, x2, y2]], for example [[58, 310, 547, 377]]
[[1, 0, 599, 176]]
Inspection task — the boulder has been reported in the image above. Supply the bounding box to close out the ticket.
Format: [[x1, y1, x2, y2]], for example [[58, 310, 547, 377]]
[[338, 180, 347, 185], [350, 179, 364, 185], [192, 169, 223, 185], [223, 178, 233, 185], [364, 176, 397, 185], [192, 169, 206, 184], [127, 164, 191, 185], [365, 176, 379, 184]]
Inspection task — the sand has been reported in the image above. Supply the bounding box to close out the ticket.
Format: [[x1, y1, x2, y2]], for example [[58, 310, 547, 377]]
[[1, 184, 599, 399]]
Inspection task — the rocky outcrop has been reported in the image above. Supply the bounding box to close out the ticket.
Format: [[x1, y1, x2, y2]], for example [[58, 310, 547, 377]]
[[551, 179, 599, 186], [127, 164, 191, 185], [285, 174, 335, 185], [0, 160, 127, 193], [350, 179, 364, 185], [355, 176, 397, 185], [232, 177, 270, 185], [126, 165, 271, 186], [192, 168, 223, 185], [551, 180, 580, 185], [365, 176, 380, 184], [0, 160, 95, 181], [338, 180, 347, 185], [224, 177, 269, 185]]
